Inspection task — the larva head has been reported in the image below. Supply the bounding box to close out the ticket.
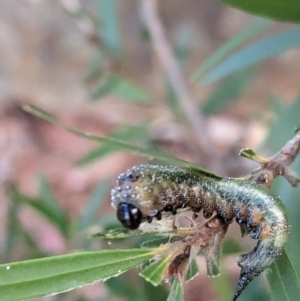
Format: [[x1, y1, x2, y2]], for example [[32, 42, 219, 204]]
[[116, 203, 142, 229], [111, 165, 166, 229]]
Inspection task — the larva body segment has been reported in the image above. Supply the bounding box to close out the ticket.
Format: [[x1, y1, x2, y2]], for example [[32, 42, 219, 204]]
[[111, 164, 289, 300]]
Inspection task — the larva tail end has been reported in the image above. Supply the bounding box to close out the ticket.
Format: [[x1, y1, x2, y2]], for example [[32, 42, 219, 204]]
[[232, 265, 264, 301], [232, 239, 283, 301]]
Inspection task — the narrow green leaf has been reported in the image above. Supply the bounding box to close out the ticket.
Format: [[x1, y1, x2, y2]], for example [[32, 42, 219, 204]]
[[23, 105, 215, 174], [239, 148, 270, 164], [90, 228, 136, 240], [220, 0, 300, 23], [90, 226, 180, 240], [222, 238, 242, 255], [97, 214, 121, 230], [7, 185, 69, 238], [204, 251, 220, 277], [37, 176, 69, 236], [0, 249, 156, 301], [212, 271, 234, 301], [75, 180, 110, 231], [38, 175, 57, 205], [143, 278, 169, 301], [90, 75, 150, 105], [76, 125, 149, 166], [113, 78, 151, 104], [140, 255, 172, 286], [84, 51, 104, 83], [267, 250, 300, 301], [202, 27, 300, 84], [90, 74, 120, 100], [201, 69, 253, 115], [166, 278, 184, 301], [269, 176, 300, 301], [166, 82, 183, 122], [3, 202, 46, 261], [141, 237, 171, 249], [95, 0, 121, 56], [186, 258, 199, 281], [192, 18, 271, 82], [106, 275, 148, 301]]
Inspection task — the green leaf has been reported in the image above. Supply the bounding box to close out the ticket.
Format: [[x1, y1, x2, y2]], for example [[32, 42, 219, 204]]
[[37, 176, 69, 236], [204, 251, 220, 277], [201, 68, 253, 115], [23, 105, 215, 174], [75, 180, 110, 231], [269, 170, 300, 300], [212, 271, 234, 301], [220, 0, 300, 23], [213, 271, 270, 301], [222, 238, 242, 255], [90, 74, 151, 104], [97, 214, 121, 230], [3, 203, 45, 261], [113, 78, 151, 104], [166, 82, 182, 121], [140, 255, 172, 286], [267, 250, 300, 301], [90, 226, 181, 240], [192, 18, 271, 82], [141, 237, 171, 249], [90, 228, 141, 240], [239, 148, 270, 164], [84, 51, 104, 83], [143, 278, 169, 301], [95, 0, 121, 56], [7, 185, 69, 238], [106, 275, 148, 301], [186, 258, 199, 281], [76, 125, 149, 166], [37, 175, 57, 205], [90, 74, 120, 100], [202, 27, 300, 84], [0, 249, 156, 301], [166, 278, 184, 301]]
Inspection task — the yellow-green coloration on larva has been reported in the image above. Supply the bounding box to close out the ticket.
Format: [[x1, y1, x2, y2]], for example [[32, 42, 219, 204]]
[[111, 164, 290, 301]]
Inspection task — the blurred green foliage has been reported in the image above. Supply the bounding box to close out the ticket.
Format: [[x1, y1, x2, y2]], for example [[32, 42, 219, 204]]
[[220, 0, 300, 23]]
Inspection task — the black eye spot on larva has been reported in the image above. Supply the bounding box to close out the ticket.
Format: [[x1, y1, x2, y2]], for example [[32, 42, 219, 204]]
[[117, 203, 142, 229]]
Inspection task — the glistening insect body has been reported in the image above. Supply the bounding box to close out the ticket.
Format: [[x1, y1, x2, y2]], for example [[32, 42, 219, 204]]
[[111, 164, 289, 301]]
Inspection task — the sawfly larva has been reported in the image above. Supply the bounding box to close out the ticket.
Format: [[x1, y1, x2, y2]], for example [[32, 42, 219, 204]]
[[111, 164, 290, 301]]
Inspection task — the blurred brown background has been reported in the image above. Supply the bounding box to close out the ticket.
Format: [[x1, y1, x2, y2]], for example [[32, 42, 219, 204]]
[[0, 1, 299, 300]]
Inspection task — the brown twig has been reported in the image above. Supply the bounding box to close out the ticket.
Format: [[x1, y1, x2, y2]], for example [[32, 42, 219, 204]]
[[240, 131, 300, 188], [140, 0, 215, 157]]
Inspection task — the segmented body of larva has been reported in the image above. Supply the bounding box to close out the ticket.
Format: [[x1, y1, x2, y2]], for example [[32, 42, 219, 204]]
[[111, 164, 290, 301]]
